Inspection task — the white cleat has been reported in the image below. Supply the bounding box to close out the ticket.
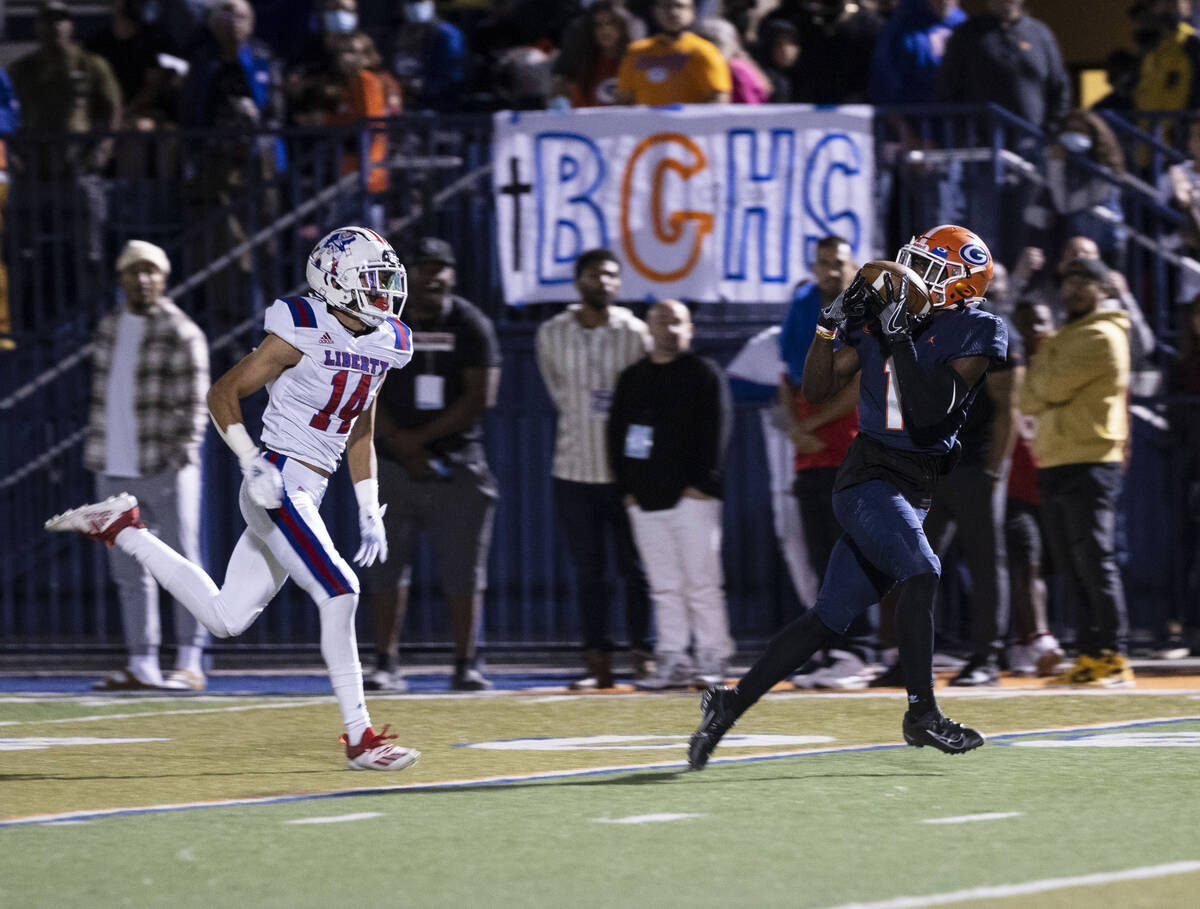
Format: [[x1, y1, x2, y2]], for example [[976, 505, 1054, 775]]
[[44, 493, 144, 547], [341, 725, 420, 771]]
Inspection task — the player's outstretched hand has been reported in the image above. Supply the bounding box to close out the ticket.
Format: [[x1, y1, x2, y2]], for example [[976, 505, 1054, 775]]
[[242, 457, 284, 509], [819, 274, 868, 332], [354, 502, 388, 567]]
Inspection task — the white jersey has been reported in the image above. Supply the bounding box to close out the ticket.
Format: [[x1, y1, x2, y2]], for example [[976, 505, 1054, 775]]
[[260, 295, 413, 473]]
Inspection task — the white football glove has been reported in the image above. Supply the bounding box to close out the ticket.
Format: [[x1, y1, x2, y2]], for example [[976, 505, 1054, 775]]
[[352, 478, 388, 567], [354, 502, 389, 567], [241, 455, 284, 509]]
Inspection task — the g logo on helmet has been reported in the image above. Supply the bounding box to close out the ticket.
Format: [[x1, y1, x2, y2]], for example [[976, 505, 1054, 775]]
[[960, 243, 990, 268]]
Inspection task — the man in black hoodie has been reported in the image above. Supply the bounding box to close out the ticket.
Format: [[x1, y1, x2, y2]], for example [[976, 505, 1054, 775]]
[[607, 300, 734, 689]]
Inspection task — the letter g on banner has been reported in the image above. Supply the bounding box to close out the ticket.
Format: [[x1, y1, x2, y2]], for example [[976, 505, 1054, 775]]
[[621, 133, 714, 283]]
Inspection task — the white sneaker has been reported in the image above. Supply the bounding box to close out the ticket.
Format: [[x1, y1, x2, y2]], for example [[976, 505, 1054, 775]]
[[1030, 634, 1064, 676], [364, 669, 407, 692], [45, 493, 144, 547], [341, 725, 420, 771]]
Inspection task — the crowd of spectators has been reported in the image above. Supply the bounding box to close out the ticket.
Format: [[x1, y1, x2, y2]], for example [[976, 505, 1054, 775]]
[[5, 0, 1200, 672], [2, 0, 1187, 128]]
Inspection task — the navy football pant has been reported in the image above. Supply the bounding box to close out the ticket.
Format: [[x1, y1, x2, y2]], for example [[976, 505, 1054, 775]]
[[731, 480, 941, 712], [815, 480, 940, 634]]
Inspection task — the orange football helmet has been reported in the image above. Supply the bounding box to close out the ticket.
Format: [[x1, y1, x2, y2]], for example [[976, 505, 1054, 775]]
[[896, 225, 993, 309]]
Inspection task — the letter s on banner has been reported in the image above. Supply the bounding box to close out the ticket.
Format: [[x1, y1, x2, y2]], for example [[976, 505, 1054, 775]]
[[620, 133, 714, 283]]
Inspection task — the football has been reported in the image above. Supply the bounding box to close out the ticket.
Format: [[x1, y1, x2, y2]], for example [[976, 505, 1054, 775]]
[[857, 260, 932, 319]]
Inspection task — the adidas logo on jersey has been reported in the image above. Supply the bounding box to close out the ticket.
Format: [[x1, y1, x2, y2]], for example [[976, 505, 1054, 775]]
[[318, 332, 334, 345]]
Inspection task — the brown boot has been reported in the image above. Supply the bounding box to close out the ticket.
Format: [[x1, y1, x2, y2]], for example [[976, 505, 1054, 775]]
[[631, 649, 656, 682], [570, 649, 614, 690]]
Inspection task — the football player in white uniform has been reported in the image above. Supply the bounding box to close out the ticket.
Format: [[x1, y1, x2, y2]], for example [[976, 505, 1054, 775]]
[[47, 227, 421, 771]]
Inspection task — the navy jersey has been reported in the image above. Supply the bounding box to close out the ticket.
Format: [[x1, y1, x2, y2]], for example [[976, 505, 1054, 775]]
[[845, 305, 1008, 455]]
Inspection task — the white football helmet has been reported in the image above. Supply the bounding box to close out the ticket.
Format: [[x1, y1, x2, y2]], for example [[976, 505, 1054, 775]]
[[306, 227, 407, 327]]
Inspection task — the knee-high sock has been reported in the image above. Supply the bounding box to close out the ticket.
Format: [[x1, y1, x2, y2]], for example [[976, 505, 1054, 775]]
[[895, 572, 940, 711], [115, 527, 237, 638], [319, 593, 371, 745], [732, 609, 834, 715]]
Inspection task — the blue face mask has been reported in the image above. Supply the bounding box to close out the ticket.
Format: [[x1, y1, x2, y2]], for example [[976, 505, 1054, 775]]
[[404, 1, 435, 24], [323, 9, 358, 33], [1058, 131, 1093, 155]]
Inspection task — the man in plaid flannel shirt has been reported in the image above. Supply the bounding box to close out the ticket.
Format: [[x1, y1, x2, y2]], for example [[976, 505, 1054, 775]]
[[82, 240, 211, 690]]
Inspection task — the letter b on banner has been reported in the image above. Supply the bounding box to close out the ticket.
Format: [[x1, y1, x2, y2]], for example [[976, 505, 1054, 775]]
[[535, 133, 608, 286]]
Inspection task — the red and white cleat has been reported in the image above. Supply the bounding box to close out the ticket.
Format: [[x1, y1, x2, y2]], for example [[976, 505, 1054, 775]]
[[44, 493, 145, 547], [340, 725, 420, 771]]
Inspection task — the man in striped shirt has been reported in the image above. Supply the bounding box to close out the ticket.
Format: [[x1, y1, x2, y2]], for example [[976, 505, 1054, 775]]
[[535, 248, 653, 689]]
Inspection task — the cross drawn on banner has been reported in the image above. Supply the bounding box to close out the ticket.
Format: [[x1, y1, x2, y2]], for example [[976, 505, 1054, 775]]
[[499, 157, 532, 272]]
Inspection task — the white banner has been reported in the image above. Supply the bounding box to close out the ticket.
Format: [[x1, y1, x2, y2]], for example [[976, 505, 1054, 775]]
[[492, 105, 875, 305]]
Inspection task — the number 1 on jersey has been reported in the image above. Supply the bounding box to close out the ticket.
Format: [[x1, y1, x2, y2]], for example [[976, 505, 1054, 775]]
[[883, 356, 904, 430], [311, 370, 371, 433]]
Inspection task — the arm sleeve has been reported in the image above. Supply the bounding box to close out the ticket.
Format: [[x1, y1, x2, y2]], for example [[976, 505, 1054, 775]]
[[935, 29, 965, 102], [688, 360, 734, 497], [698, 42, 732, 93], [1020, 326, 1115, 406], [1042, 27, 1071, 128], [534, 322, 569, 413], [889, 339, 976, 429], [262, 298, 299, 348], [616, 51, 637, 96], [606, 368, 634, 493]]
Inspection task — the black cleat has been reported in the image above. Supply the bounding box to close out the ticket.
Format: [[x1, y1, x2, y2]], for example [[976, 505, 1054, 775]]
[[688, 686, 739, 770], [902, 708, 985, 754]]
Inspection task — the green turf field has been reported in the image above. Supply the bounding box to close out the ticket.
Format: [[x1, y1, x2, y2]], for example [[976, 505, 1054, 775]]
[[3, 689, 1199, 907]]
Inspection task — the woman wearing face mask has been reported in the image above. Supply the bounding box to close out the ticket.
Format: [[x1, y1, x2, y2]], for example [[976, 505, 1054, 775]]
[[1029, 109, 1127, 266]]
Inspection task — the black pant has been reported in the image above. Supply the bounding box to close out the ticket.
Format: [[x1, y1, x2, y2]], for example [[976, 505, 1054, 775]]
[[1038, 463, 1128, 655], [552, 478, 651, 652], [793, 466, 873, 662], [924, 462, 1010, 660]]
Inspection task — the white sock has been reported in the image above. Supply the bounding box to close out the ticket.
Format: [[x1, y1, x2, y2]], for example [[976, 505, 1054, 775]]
[[175, 645, 204, 675], [116, 527, 235, 637], [319, 594, 371, 745], [128, 655, 162, 686]]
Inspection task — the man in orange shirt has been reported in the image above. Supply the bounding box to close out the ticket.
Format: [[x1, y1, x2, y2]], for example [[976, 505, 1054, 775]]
[[614, 0, 730, 105]]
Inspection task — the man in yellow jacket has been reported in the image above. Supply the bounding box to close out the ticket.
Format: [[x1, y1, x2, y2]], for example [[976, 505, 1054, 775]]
[[1019, 256, 1133, 687]]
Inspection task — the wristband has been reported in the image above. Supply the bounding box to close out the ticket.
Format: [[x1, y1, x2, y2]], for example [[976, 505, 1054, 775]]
[[815, 325, 837, 341], [354, 477, 380, 512], [214, 419, 260, 466]]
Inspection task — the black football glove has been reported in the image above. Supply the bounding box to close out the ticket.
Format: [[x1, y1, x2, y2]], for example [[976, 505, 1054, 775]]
[[819, 274, 868, 332], [867, 272, 914, 342]]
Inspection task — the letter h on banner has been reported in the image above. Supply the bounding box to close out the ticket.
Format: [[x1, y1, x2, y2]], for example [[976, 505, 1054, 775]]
[[723, 129, 795, 285]]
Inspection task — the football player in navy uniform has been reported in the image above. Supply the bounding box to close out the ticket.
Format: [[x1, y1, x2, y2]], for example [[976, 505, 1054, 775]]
[[690, 225, 1008, 768]]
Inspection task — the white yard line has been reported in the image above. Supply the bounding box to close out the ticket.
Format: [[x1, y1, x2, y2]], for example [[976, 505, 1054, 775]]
[[819, 860, 1200, 909], [3, 716, 1198, 828], [591, 813, 703, 824], [285, 812, 383, 825], [0, 698, 331, 726], [921, 812, 1023, 825]]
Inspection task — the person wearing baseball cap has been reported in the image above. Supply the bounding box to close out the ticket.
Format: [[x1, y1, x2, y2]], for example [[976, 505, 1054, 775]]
[[1020, 255, 1134, 688], [81, 240, 212, 691]]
